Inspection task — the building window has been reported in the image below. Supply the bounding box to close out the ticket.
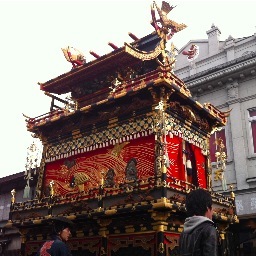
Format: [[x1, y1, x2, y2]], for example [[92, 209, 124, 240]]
[[209, 128, 227, 162], [249, 109, 256, 153]]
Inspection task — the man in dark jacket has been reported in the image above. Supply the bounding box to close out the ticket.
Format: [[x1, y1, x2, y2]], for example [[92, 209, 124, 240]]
[[36, 216, 73, 256], [179, 188, 219, 256]]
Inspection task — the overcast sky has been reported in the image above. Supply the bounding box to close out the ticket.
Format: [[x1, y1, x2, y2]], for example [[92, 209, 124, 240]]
[[0, 0, 255, 178]]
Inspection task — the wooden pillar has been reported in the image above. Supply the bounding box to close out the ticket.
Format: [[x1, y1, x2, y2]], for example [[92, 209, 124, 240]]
[[152, 211, 170, 256], [98, 219, 111, 256], [218, 222, 230, 256], [20, 228, 27, 256]]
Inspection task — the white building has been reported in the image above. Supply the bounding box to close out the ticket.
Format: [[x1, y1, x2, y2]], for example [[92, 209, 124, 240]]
[[175, 24, 256, 254]]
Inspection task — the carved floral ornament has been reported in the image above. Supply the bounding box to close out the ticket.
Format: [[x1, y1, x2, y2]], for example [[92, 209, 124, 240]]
[[44, 112, 207, 162]]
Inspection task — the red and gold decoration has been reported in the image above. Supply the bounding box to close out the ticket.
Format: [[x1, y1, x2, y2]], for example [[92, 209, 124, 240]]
[[213, 136, 228, 190], [44, 135, 155, 196], [9, 2, 237, 256], [182, 44, 199, 62]]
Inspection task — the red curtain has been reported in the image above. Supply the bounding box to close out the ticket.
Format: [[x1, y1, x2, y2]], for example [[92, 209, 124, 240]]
[[166, 135, 185, 181], [190, 144, 207, 188], [166, 135, 207, 188]]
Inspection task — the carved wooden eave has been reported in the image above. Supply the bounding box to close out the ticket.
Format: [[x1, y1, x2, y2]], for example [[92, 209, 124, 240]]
[[26, 69, 228, 139], [8, 189, 238, 230], [40, 32, 161, 95]]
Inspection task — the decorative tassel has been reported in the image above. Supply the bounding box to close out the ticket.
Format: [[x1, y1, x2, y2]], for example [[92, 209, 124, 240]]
[[221, 173, 227, 191], [23, 185, 30, 199], [186, 160, 192, 169], [165, 154, 170, 168], [186, 160, 192, 176]]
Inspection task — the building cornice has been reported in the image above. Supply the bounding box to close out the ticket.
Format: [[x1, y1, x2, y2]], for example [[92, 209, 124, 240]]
[[212, 93, 256, 109], [183, 52, 256, 88]]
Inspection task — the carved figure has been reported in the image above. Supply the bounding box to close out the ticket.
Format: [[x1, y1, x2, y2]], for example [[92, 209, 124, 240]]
[[182, 44, 199, 62], [104, 168, 116, 187], [62, 46, 86, 68], [151, 1, 187, 39], [70, 173, 89, 191], [125, 158, 138, 181]]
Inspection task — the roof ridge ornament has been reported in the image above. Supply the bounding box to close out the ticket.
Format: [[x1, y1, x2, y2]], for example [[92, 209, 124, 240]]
[[151, 1, 186, 70], [151, 1, 187, 41], [61, 46, 86, 69], [125, 1, 185, 72]]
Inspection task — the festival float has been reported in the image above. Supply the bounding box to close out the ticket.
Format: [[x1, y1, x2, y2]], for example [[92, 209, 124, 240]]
[[8, 1, 238, 255]]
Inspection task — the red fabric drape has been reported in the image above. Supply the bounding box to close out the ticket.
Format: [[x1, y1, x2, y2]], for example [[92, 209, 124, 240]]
[[161, 135, 207, 188], [190, 144, 207, 188], [166, 135, 185, 182], [43, 135, 155, 196]]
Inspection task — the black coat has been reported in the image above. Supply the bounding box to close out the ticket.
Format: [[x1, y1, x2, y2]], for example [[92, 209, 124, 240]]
[[36, 236, 72, 256], [179, 218, 219, 256]]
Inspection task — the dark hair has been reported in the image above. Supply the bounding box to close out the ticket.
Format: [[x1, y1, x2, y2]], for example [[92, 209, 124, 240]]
[[185, 189, 212, 217], [50, 216, 74, 235], [53, 222, 71, 234]]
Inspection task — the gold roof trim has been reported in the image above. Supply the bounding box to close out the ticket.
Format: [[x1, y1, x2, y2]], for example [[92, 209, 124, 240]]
[[124, 40, 163, 61]]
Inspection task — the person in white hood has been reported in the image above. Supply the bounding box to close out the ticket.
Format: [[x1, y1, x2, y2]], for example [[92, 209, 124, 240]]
[[179, 188, 220, 256]]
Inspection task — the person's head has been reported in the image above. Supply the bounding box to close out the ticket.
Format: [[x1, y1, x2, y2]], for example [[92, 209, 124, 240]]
[[185, 189, 213, 219], [51, 216, 74, 242]]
